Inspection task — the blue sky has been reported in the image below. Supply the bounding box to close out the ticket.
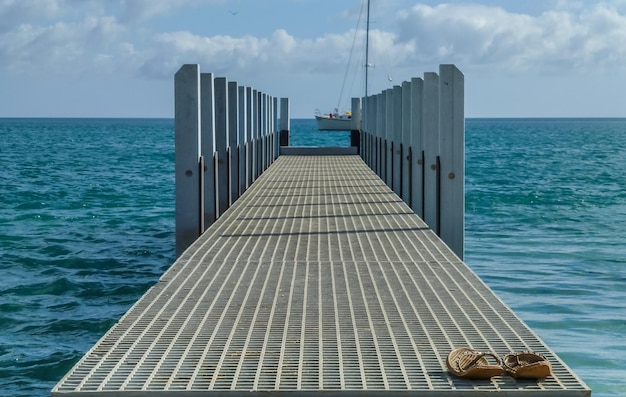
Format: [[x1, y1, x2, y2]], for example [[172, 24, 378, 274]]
[[1, 0, 626, 118]]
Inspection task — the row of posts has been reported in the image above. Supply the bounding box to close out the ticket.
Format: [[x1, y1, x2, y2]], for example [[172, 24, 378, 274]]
[[175, 63, 464, 259], [358, 64, 464, 259], [175, 64, 290, 256]]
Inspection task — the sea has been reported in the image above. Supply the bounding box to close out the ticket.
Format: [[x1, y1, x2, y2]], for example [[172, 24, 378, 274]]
[[0, 117, 624, 396]]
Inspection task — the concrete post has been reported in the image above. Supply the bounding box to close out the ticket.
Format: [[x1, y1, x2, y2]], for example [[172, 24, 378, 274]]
[[370, 95, 378, 169], [376, 92, 384, 178], [422, 72, 440, 233], [260, 93, 266, 174], [214, 77, 229, 216], [439, 64, 465, 259], [392, 85, 402, 195], [253, 89, 259, 181], [246, 87, 254, 188], [200, 73, 216, 229], [280, 98, 290, 148], [401, 80, 411, 205], [410, 77, 424, 218], [175, 64, 201, 257], [350, 97, 361, 152], [227, 82, 239, 205], [238, 85, 247, 196], [273, 96, 279, 160], [385, 89, 393, 187]]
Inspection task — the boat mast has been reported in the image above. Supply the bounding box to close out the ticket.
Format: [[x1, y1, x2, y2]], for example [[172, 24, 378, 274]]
[[364, 0, 370, 97]]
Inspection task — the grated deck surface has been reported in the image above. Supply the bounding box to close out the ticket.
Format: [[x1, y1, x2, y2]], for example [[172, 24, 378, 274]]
[[53, 155, 590, 396]]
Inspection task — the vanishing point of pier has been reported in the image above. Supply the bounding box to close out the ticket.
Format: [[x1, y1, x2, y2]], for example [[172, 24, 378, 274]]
[[52, 64, 591, 396]]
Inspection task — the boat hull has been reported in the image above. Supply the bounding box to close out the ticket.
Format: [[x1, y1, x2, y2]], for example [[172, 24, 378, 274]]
[[315, 115, 354, 131]]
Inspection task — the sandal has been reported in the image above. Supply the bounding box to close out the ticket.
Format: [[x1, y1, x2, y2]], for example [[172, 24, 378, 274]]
[[447, 347, 504, 379], [502, 352, 552, 379]]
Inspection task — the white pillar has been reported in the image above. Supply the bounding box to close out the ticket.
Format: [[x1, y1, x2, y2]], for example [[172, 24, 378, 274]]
[[376, 92, 385, 179], [200, 73, 216, 229], [214, 77, 229, 216], [385, 88, 393, 188], [227, 82, 239, 205], [439, 64, 465, 259], [410, 77, 424, 218], [246, 87, 254, 188], [401, 80, 411, 205], [238, 85, 247, 196], [175, 64, 201, 257], [279, 97, 290, 150], [422, 72, 440, 233], [392, 85, 402, 195]]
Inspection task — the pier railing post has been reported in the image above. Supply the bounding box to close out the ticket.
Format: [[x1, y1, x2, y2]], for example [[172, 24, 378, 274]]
[[401, 81, 411, 205], [175, 64, 201, 257], [410, 77, 424, 218], [359, 97, 367, 157], [273, 97, 279, 160], [259, 93, 266, 175], [385, 89, 393, 186], [228, 82, 239, 205], [246, 87, 254, 188], [351, 97, 361, 153], [200, 73, 216, 229], [439, 64, 465, 259], [422, 72, 440, 234], [238, 86, 247, 196], [376, 92, 384, 179], [371, 94, 379, 171], [253, 90, 260, 181], [280, 98, 290, 148], [214, 77, 229, 217], [392, 85, 402, 195]]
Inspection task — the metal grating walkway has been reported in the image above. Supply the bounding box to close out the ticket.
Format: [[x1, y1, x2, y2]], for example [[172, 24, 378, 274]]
[[53, 155, 590, 396]]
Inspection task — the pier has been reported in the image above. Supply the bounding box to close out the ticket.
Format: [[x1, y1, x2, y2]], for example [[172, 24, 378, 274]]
[[52, 64, 590, 396]]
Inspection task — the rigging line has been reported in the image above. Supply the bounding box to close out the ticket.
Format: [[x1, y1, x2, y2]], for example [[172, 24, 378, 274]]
[[336, 0, 367, 112]]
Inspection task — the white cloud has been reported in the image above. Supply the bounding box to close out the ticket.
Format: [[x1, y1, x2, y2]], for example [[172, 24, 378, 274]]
[[0, 16, 129, 75], [2, 1, 626, 84], [395, 3, 626, 73]]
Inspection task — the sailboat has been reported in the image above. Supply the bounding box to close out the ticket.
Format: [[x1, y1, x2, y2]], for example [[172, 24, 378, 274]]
[[315, 0, 371, 131]]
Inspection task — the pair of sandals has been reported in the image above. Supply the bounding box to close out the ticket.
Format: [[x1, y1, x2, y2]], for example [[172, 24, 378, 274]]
[[447, 347, 552, 379]]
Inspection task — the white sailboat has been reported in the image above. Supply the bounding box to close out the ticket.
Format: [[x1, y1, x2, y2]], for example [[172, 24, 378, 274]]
[[314, 108, 354, 130], [315, 0, 372, 131]]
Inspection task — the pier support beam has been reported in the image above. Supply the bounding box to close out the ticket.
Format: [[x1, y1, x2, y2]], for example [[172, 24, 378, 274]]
[[410, 77, 424, 218], [200, 73, 216, 230], [350, 97, 361, 153], [214, 77, 229, 217], [279, 98, 290, 147], [422, 72, 440, 235], [439, 64, 465, 259], [175, 64, 201, 256]]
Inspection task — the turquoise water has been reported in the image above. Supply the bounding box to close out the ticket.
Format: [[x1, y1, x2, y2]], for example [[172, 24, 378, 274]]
[[0, 117, 624, 396]]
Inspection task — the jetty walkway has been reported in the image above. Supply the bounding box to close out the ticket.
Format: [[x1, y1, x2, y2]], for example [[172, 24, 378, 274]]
[[52, 65, 590, 396]]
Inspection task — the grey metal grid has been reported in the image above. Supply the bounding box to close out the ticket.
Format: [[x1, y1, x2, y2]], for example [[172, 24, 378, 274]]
[[52, 155, 591, 396]]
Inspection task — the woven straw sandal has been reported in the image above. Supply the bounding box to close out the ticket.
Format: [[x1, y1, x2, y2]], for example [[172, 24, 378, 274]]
[[502, 352, 552, 379], [447, 347, 504, 379]]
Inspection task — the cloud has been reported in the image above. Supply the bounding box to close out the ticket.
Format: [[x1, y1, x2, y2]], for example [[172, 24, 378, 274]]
[[395, 3, 626, 73], [142, 26, 396, 81], [0, 16, 130, 75], [2, 1, 626, 83]]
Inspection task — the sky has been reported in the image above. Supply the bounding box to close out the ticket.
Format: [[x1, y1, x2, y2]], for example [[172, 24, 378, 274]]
[[1, 0, 626, 119]]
